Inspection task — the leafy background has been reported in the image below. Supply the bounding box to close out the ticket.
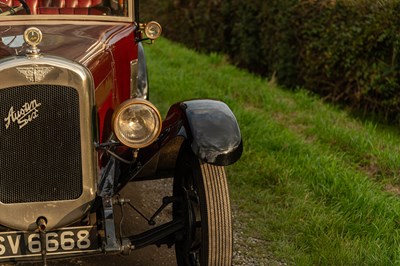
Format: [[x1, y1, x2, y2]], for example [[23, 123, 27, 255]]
[[141, 0, 400, 119]]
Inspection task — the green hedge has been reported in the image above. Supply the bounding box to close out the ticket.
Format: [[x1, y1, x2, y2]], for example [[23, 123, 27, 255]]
[[140, 0, 400, 117], [294, 1, 400, 116]]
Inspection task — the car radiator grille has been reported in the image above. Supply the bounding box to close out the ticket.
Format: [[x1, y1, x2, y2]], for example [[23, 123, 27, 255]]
[[0, 85, 82, 204]]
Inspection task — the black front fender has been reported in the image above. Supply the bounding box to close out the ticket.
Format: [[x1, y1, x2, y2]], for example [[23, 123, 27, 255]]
[[130, 99, 242, 181], [166, 99, 242, 166]]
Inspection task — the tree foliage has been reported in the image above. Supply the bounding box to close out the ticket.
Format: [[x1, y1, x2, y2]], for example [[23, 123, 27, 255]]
[[140, 0, 400, 118]]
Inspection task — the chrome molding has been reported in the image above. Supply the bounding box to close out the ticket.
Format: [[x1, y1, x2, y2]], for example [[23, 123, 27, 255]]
[[130, 59, 138, 98], [0, 55, 97, 231]]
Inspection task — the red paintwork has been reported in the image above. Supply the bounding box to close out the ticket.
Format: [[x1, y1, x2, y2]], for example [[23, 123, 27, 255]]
[[0, 22, 138, 142]]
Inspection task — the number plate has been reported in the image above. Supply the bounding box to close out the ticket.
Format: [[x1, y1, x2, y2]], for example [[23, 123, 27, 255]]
[[0, 226, 98, 259]]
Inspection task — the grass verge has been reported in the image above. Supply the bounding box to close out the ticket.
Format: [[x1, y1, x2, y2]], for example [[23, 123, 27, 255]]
[[145, 38, 400, 265]]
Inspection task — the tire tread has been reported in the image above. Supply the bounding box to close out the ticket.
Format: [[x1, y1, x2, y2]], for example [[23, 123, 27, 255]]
[[200, 163, 232, 266]]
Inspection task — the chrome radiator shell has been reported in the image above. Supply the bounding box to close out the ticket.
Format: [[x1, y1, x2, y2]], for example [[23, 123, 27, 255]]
[[0, 55, 97, 231]]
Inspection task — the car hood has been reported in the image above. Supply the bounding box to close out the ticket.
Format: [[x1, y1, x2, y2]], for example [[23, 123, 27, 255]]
[[0, 23, 133, 66]]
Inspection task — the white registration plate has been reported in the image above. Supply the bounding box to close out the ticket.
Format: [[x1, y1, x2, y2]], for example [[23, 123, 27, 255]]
[[0, 226, 98, 259]]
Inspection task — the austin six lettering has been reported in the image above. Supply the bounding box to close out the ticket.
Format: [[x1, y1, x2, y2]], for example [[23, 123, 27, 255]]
[[4, 100, 41, 129]]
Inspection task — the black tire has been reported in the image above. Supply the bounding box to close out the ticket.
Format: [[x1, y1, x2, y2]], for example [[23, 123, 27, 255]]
[[173, 144, 233, 266]]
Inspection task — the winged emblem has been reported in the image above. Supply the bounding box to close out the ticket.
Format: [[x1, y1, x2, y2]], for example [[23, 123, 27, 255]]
[[16, 65, 54, 83]]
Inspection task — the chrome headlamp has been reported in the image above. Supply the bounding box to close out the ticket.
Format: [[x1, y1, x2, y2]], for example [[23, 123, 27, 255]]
[[112, 99, 162, 149], [144, 21, 162, 40], [142, 21, 162, 40]]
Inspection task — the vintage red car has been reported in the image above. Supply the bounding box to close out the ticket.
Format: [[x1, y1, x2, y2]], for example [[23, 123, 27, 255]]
[[0, 0, 242, 265]]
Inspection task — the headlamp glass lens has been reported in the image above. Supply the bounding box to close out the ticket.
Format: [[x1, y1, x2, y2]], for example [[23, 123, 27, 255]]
[[116, 103, 161, 148]]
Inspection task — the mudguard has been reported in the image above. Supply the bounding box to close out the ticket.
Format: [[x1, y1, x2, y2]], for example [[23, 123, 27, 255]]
[[165, 99, 242, 166], [128, 99, 242, 182]]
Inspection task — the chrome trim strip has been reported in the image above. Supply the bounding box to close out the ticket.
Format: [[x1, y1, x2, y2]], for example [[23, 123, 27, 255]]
[[0, 225, 96, 233], [130, 59, 138, 98], [0, 20, 131, 26], [0, 15, 133, 23], [0, 55, 97, 231]]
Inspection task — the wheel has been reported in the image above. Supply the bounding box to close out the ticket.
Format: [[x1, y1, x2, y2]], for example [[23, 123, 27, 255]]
[[173, 144, 233, 266]]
